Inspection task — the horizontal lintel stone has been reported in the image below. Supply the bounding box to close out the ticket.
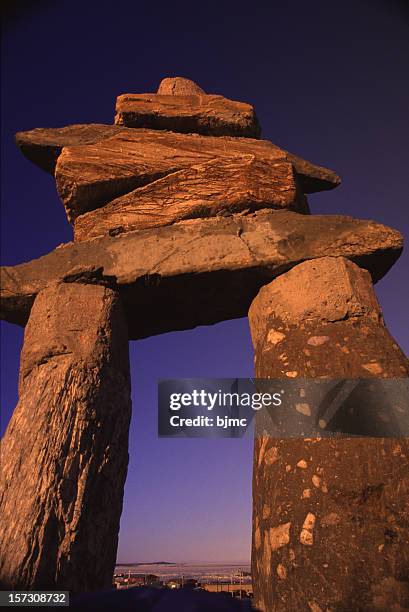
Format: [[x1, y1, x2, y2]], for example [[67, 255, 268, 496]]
[[0, 210, 402, 339]]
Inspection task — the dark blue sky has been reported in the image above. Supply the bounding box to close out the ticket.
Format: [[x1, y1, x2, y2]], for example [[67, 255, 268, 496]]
[[1, 0, 408, 562]]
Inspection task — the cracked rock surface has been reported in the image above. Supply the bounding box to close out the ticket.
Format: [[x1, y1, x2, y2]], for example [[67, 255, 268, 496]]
[[1, 211, 402, 338], [0, 282, 131, 591], [16, 125, 340, 222]]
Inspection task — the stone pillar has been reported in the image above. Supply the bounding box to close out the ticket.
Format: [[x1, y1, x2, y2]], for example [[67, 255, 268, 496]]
[[248, 257, 409, 612], [0, 281, 132, 592]]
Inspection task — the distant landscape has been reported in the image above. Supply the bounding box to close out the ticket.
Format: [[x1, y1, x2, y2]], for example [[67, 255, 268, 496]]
[[116, 561, 176, 567], [115, 561, 251, 580]]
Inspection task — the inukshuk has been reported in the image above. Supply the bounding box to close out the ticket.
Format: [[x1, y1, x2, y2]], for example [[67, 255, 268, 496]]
[[0, 77, 408, 605]]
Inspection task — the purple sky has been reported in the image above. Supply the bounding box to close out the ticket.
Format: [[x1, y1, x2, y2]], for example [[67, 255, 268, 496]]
[[1, 0, 408, 563]]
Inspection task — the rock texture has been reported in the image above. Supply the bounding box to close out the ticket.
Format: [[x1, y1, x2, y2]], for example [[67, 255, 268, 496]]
[[0, 281, 131, 591], [114, 92, 261, 138], [15, 124, 340, 220], [5, 76, 407, 601], [249, 256, 409, 377], [55, 130, 340, 221], [15, 124, 124, 174], [74, 159, 308, 239], [157, 76, 205, 95], [248, 257, 409, 612], [1, 211, 402, 338]]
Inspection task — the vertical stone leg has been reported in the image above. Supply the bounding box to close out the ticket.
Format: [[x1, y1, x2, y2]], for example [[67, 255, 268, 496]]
[[0, 281, 132, 592], [248, 257, 409, 612]]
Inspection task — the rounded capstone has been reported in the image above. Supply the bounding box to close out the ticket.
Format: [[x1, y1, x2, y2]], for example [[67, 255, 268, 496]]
[[157, 77, 205, 95]]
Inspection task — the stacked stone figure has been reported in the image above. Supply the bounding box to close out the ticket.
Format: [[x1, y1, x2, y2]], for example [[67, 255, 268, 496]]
[[1, 77, 408, 608]]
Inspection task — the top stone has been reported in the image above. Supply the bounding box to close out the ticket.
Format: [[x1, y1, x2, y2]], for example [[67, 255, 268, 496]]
[[157, 77, 205, 95], [115, 76, 261, 138]]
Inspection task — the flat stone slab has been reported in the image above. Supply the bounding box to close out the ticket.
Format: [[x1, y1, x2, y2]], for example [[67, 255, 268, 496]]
[[55, 129, 341, 221], [15, 124, 124, 174], [74, 158, 308, 240], [16, 125, 341, 218], [114, 92, 261, 138], [1, 210, 402, 339]]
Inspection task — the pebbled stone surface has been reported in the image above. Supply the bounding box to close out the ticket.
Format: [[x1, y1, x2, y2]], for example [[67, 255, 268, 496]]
[[249, 257, 409, 611]]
